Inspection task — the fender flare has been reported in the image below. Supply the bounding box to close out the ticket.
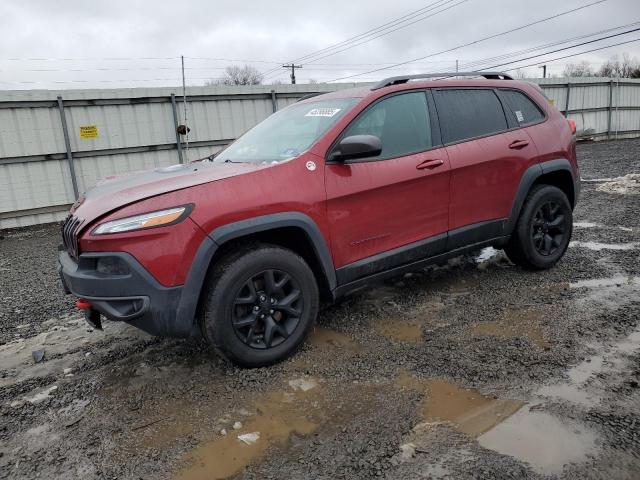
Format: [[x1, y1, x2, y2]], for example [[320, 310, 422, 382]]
[[176, 212, 336, 328], [504, 159, 576, 235]]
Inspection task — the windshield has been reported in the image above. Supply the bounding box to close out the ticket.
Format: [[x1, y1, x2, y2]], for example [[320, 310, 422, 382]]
[[215, 98, 359, 163]]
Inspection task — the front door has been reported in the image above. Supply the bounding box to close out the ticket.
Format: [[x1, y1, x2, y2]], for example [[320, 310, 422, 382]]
[[325, 90, 451, 284]]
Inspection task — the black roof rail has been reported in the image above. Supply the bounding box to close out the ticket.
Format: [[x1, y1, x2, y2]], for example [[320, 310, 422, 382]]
[[296, 92, 324, 102], [371, 71, 513, 90]]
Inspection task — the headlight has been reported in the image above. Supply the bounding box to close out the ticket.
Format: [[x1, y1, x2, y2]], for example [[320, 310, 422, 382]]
[[92, 206, 191, 235]]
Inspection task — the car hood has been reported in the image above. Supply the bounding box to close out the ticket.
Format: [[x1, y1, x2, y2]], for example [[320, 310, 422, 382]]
[[70, 161, 265, 223]]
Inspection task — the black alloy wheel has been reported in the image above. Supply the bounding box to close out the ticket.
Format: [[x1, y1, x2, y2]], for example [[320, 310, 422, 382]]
[[530, 201, 567, 256], [232, 269, 303, 349], [200, 244, 319, 367], [504, 184, 573, 270]]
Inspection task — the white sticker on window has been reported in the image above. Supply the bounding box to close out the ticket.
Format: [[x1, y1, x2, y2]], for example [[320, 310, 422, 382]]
[[515, 110, 525, 122], [305, 108, 341, 117]]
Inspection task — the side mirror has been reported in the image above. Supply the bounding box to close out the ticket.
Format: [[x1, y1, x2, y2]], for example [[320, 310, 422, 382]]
[[330, 135, 382, 162]]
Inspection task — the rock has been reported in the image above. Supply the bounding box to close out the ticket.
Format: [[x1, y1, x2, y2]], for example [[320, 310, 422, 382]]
[[233, 421, 242, 430], [63, 368, 73, 374], [289, 378, 318, 392], [399, 443, 416, 460], [32, 349, 45, 363], [237, 432, 260, 445], [220, 429, 227, 436]]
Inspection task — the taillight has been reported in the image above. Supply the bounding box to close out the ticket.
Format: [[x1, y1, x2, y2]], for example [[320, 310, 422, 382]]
[[567, 119, 576, 135]]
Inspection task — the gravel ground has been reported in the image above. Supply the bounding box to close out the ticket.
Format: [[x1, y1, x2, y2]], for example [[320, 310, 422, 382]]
[[0, 138, 639, 480]]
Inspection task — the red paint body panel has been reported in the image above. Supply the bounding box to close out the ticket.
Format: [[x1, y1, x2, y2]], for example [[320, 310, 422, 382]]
[[69, 78, 577, 292], [325, 147, 450, 267], [446, 130, 539, 230]]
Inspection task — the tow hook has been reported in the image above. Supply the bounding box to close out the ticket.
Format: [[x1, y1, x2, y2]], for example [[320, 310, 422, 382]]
[[75, 299, 103, 330]]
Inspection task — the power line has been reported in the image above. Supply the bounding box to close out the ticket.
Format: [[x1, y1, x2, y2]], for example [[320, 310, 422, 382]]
[[460, 21, 640, 70], [262, 0, 469, 78], [327, 0, 608, 82], [468, 27, 640, 72], [499, 38, 640, 73], [298, 0, 469, 66]]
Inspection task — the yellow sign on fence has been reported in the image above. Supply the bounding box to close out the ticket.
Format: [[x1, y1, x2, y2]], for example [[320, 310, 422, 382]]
[[79, 125, 99, 139]]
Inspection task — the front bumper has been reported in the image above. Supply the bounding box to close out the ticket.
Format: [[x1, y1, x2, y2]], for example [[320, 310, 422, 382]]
[[58, 250, 194, 337]]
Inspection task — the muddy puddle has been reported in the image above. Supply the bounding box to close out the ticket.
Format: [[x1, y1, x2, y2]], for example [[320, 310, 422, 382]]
[[470, 308, 548, 349], [374, 319, 423, 342], [396, 373, 524, 437], [173, 378, 401, 480], [538, 323, 640, 407], [570, 274, 640, 308], [308, 325, 358, 350], [478, 407, 597, 475], [174, 380, 321, 480], [478, 323, 640, 474]]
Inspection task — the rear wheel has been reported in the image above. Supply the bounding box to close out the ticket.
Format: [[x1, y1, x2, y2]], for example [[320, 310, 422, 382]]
[[200, 244, 319, 367], [504, 184, 573, 270]]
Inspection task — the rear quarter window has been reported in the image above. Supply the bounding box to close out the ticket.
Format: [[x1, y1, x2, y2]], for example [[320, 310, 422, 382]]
[[433, 89, 508, 144], [500, 89, 545, 126]]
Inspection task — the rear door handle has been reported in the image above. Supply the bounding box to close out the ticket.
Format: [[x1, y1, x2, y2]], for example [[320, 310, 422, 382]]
[[508, 140, 529, 149], [416, 158, 444, 170]]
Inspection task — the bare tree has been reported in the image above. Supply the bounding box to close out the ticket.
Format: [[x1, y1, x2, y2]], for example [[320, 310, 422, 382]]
[[206, 65, 263, 86], [597, 53, 640, 78], [562, 61, 593, 78], [513, 69, 527, 79]]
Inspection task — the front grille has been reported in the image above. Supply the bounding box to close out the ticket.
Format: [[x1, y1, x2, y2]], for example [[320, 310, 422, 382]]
[[61, 215, 84, 260]]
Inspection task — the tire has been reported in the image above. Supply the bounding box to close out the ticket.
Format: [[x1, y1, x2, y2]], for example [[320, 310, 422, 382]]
[[504, 184, 573, 270], [200, 244, 319, 367]]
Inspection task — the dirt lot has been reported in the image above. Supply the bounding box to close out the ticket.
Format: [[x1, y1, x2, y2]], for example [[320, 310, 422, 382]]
[[1, 138, 639, 480]]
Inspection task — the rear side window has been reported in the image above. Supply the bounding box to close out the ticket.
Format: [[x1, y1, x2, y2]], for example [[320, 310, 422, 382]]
[[434, 89, 508, 144], [500, 89, 545, 126], [342, 91, 432, 159]]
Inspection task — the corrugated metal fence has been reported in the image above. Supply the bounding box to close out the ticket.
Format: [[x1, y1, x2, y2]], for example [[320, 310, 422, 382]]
[[1, 77, 639, 228]]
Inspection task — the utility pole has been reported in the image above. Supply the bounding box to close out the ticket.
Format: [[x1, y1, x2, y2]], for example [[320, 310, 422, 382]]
[[455, 59, 459, 73], [283, 64, 302, 84], [181, 55, 189, 162], [540, 65, 547, 79]]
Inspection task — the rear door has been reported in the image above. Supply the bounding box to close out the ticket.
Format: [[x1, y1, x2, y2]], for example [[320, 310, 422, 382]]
[[325, 90, 451, 283], [433, 88, 539, 249]]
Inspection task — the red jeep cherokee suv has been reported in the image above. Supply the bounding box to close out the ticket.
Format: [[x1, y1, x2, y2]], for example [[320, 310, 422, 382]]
[[59, 72, 579, 367]]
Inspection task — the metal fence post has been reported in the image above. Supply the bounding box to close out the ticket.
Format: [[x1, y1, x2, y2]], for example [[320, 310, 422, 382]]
[[607, 79, 614, 140], [271, 90, 277, 113], [564, 81, 571, 117], [170, 94, 184, 164], [56, 96, 79, 199]]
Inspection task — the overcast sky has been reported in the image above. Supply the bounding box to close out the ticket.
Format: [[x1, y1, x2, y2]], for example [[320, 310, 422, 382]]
[[1, 0, 639, 89]]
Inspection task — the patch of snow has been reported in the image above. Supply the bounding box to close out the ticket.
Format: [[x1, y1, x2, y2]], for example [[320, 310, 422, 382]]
[[24, 385, 58, 404], [595, 173, 640, 195], [569, 241, 638, 251]]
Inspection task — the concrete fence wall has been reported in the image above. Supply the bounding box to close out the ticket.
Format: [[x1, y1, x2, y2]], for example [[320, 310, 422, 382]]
[[1, 77, 639, 229]]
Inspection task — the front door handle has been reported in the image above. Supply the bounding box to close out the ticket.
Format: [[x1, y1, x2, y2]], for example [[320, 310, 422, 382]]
[[416, 158, 444, 170], [509, 140, 530, 149]]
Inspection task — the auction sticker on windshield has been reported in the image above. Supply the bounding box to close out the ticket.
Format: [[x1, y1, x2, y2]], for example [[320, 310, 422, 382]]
[[305, 108, 341, 117]]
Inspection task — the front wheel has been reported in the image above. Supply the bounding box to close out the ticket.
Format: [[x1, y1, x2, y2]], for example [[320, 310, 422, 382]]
[[504, 184, 573, 270], [200, 244, 319, 367]]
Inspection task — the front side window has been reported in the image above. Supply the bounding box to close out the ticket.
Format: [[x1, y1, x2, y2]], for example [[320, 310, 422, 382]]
[[434, 89, 508, 144], [216, 98, 358, 163], [500, 89, 545, 126], [341, 91, 432, 160]]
